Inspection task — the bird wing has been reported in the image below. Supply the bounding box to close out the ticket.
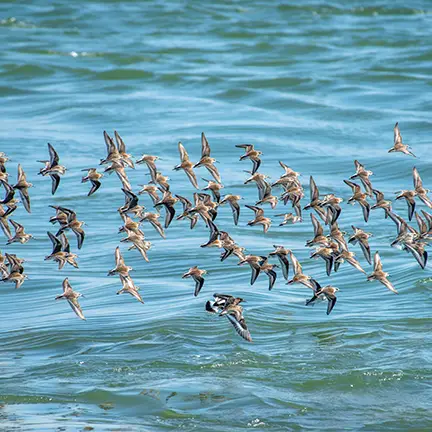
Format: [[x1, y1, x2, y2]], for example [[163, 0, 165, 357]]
[[226, 313, 252, 342], [47, 143, 60, 167], [373, 252, 383, 272], [394, 122, 402, 144], [68, 297, 86, 320], [47, 231, 62, 254], [201, 132, 211, 157]]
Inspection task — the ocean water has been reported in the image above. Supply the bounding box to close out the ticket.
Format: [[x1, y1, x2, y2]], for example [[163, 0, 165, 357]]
[[1, 1, 432, 430]]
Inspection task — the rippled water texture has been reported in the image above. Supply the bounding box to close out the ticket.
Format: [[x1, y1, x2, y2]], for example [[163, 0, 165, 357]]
[[1, 1, 432, 430]]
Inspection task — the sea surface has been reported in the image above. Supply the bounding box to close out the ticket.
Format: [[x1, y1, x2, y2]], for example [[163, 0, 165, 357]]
[[1, 1, 431, 430]]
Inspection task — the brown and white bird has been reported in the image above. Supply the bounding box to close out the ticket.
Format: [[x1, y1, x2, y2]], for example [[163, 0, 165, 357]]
[[154, 190, 178, 228], [108, 247, 133, 277], [114, 130, 135, 169], [38, 143, 67, 195], [236, 144, 262, 174], [219, 194, 241, 225], [395, 189, 417, 221], [371, 189, 392, 218], [348, 225, 372, 265], [202, 178, 224, 203], [245, 205, 271, 233], [344, 179, 370, 222], [182, 266, 207, 296], [269, 245, 290, 281], [193, 133, 221, 184], [206, 294, 252, 342], [0, 181, 18, 217], [286, 250, 320, 291], [350, 160, 373, 196], [305, 282, 339, 315], [45, 231, 78, 270], [367, 252, 398, 294], [81, 168, 103, 196], [117, 275, 144, 304], [413, 167, 431, 209], [388, 122, 415, 157], [174, 142, 199, 189], [12, 164, 32, 213], [56, 207, 85, 250], [6, 220, 33, 244], [136, 154, 160, 185], [55, 278, 86, 320]]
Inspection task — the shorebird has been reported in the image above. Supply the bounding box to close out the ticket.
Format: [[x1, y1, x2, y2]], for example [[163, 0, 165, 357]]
[[182, 266, 207, 296], [174, 142, 199, 189], [344, 179, 370, 223], [12, 164, 32, 213], [151, 172, 170, 192], [38, 143, 67, 195], [0, 181, 18, 217], [117, 275, 144, 304], [0, 152, 9, 174], [202, 178, 223, 203], [350, 160, 373, 196], [348, 226, 372, 264], [136, 154, 159, 185], [140, 212, 165, 238], [245, 205, 271, 233], [305, 283, 339, 315], [6, 220, 33, 244], [304, 176, 326, 221], [154, 190, 178, 228], [321, 194, 343, 224], [334, 250, 366, 274], [0, 204, 11, 240], [238, 254, 266, 285], [413, 167, 432, 208], [81, 168, 103, 196], [120, 228, 151, 261], [306, 213, 329, 247], [193, 133, 221, 183], [114, 130, 135, 169], [1, 268, 27, 289], [367, 252, 398, 294], [55, 278, 86, 320], [404, 240, 428, 269], [119, 214, 144, 237], [104, 159, 131, 191], [56, 207, 85, 250], [388, 122, 415, 157], [175, 194, 199, 229], [206, 294, 252, 342], [310, 246, 336, 277], [256, 182, 278, 209], [108, 247, 133, 277], [236, 144, 262, 174], [101, 131, 121, 165], [286, 250, 319, 290], [371, 189, 392, 217], [244, 172, 270, 201], [260, 257, 278, 290], [138, 184, 161, 206], [45, 231, 78, 270], [219, 194, 241, 225], [118, 188, 145, 219], [276, 212, 302, 226], [200, 219, 222, 248], [269, 245, 290, 280], [395, 189, 416, 221]]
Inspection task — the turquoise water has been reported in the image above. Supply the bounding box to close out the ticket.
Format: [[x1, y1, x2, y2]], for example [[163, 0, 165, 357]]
[[1, 1, 432, 430]]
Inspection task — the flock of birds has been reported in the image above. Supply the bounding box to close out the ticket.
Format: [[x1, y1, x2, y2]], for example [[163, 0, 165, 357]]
[[1, 122, 430, 342]]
